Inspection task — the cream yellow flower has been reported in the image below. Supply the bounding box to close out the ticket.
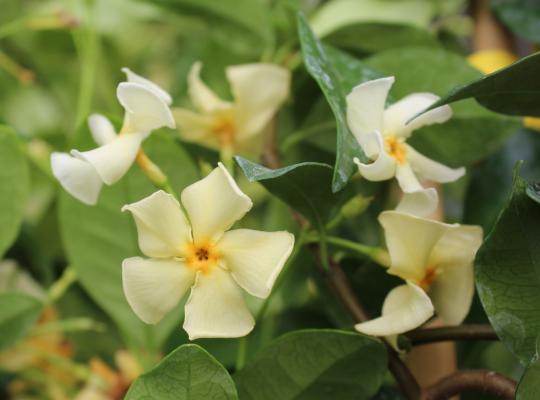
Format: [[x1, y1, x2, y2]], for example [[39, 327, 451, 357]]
[[121, 163, 294, 339], [173, 62, 290, 153], [347, 77, 465, 216], [355, 211, 482, 336], [51, 68, 175, 205]]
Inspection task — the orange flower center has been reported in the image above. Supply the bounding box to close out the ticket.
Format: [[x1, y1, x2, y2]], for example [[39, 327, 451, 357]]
[[418, 267, 437, 290], [184, 241, 220, 274], [384, 135, 407, 164], [212, 115, 236, 146]]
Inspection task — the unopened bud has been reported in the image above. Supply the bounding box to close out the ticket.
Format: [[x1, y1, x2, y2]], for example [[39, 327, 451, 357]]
[[341, 195, 373, 219]]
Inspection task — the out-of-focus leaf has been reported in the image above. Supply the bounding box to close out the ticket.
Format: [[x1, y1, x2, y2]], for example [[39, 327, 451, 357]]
[[125, 344, 238, 400], [0, 126, 29, 257], [476, 166, 540, 364], [0, 292, 43, 350], [234, 329, 387, 400], [415, 52, 540, 117], [59, 131, 198, 350], [517, 338, 540, 400], [365, 47, 519, 167], [492, 0, 540, 43], [235, 157, 348, 229], [298, 13, 384, 192]]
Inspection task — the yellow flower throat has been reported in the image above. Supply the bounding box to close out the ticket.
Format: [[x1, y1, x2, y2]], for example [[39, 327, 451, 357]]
[[184, 241, 220, 274], [384, 136, 407, 164]]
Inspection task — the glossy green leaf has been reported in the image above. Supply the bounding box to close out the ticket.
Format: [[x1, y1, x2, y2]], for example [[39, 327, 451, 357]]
[[0, 126, 29, 257], [0, 292, 43, 350], [235, 157, 349, 229], [298, 13, 384, 192], [476, 166, 540, 364], [517, 339, 540, 400], [234, 329, 387, 400], [415, 51, 540, 117], [492, 0, 540, 43], [126, 344, 238, 400], [365, 47, 520, 167], [58, 132, 198, 350]]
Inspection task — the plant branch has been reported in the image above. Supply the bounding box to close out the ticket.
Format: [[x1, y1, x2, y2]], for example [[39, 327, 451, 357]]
[[136, 149, 178, 198], [422, 369, 516, 400], [407, 325, 498, 346]]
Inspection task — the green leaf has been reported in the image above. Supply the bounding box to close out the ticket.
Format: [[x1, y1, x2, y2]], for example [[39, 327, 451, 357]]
[[0, 125, 29, 257], [235, 157, 348, 229], [365, 47, 520, 167], [492, 0, 540, 43], [476, 165, 540, 364], [517, 338, 540, 400], [125, 344, 238, 400], [0, 292, 43, 350], [414, 51, 540, 118], [234, 329, 387, 400], [298, 13, 383, 192], [58, 132, 199, 350]]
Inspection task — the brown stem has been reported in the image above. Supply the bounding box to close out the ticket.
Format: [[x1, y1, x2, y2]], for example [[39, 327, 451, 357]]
[[422, 370, 516, 400], [407, 325, 498, 346]]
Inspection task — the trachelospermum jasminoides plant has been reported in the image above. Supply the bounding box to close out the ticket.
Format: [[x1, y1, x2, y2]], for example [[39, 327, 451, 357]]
[[122, 163, 294, 339]]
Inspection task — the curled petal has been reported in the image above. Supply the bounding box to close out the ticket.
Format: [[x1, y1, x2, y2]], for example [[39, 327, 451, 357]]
[[407, 145, 465, 183], [383, 93, 452, 138], [355, 282, 434, 336], [183, 267, 254, 340], [226, 63, 290, 139], [188, 62, 231, 113], [88, 114, 116, 146], [122, 257, 195, 324], [51, 152, 102, 205], [117, 82, 175, 134], [395, 162, 423, 193], [121, 67, 172, 105], [353, 131, 396, 181], [429, 225, 483, 269], [218, 229, 294, 298], [395, 188, 438, 218], [71, 133, 144, 185], [181, 163, 252, 242], [346, 77, 394, 156], [122, 190, 191, 258], [173, 108, 220, 150]]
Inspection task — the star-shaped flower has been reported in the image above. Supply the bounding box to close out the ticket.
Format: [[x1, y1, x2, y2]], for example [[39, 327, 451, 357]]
[[121, 163, 294, 339], [51, 68, 175, 205]]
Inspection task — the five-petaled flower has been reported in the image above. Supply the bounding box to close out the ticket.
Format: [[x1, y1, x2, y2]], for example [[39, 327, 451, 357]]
[[121, 163, 294, 339], [355, 211, 482, 337], [173, 62, 290, 154], [51, 68, 175, 205], [346, 77, 465, 216]]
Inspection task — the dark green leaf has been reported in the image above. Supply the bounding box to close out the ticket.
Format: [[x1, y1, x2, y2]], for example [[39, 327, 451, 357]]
[[517, 338, 540, 400], [476, 164, 540, 364], [0, 292, 43, 350], [126, 344, 238, 400], [0, 126, 29, 257], [298, 13, 379, 192], [235, 157, 348, 229], [414, 51, 540, 118], [234, 329, 387, 400], [492, 0, 540, 43]]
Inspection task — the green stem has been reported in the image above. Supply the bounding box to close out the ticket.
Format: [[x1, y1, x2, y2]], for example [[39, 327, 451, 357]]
[[219, 142, 235, 177], [235, 337, 248, 371], [136, 150, 179, 199], [280, 121, 336, 152], [46, 267, 77, 304], [30, 317, 106, 336]]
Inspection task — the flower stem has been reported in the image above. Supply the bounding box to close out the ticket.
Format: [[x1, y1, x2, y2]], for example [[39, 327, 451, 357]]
[[46, 266, 77, 304], [407, 324, 498, 346], [235, 337, 248, 371], [136, 149, 178, 198], [219, 142, 235, 177]]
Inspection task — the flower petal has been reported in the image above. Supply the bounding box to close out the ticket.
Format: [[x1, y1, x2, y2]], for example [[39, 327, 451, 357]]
[[88, 114, 116, 146], [383, 93, 452, 138], [395, 162, 423, 193], [122, 257, 195, 324], [395, 188, 438, 217], [122, 67, 172, 105], [181, 163, 252, 242], [217, 229, 294, 298], [355, 282, 434, 336], [353, 131, 396, 181], [346, 77, 394, 156], [226, 63, 290, 139], [117, 82, 175, 134], [71, 133, 144, 185], [188, 62, 231, 113], [122, 190, 192, 258], [51, 152, 103, 205], [379, 211, 454, 282], [183, 266, 254, 339], [173, 108, 220, 149], [429, 225, 483, 270], [407, 145, 465, 183]]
